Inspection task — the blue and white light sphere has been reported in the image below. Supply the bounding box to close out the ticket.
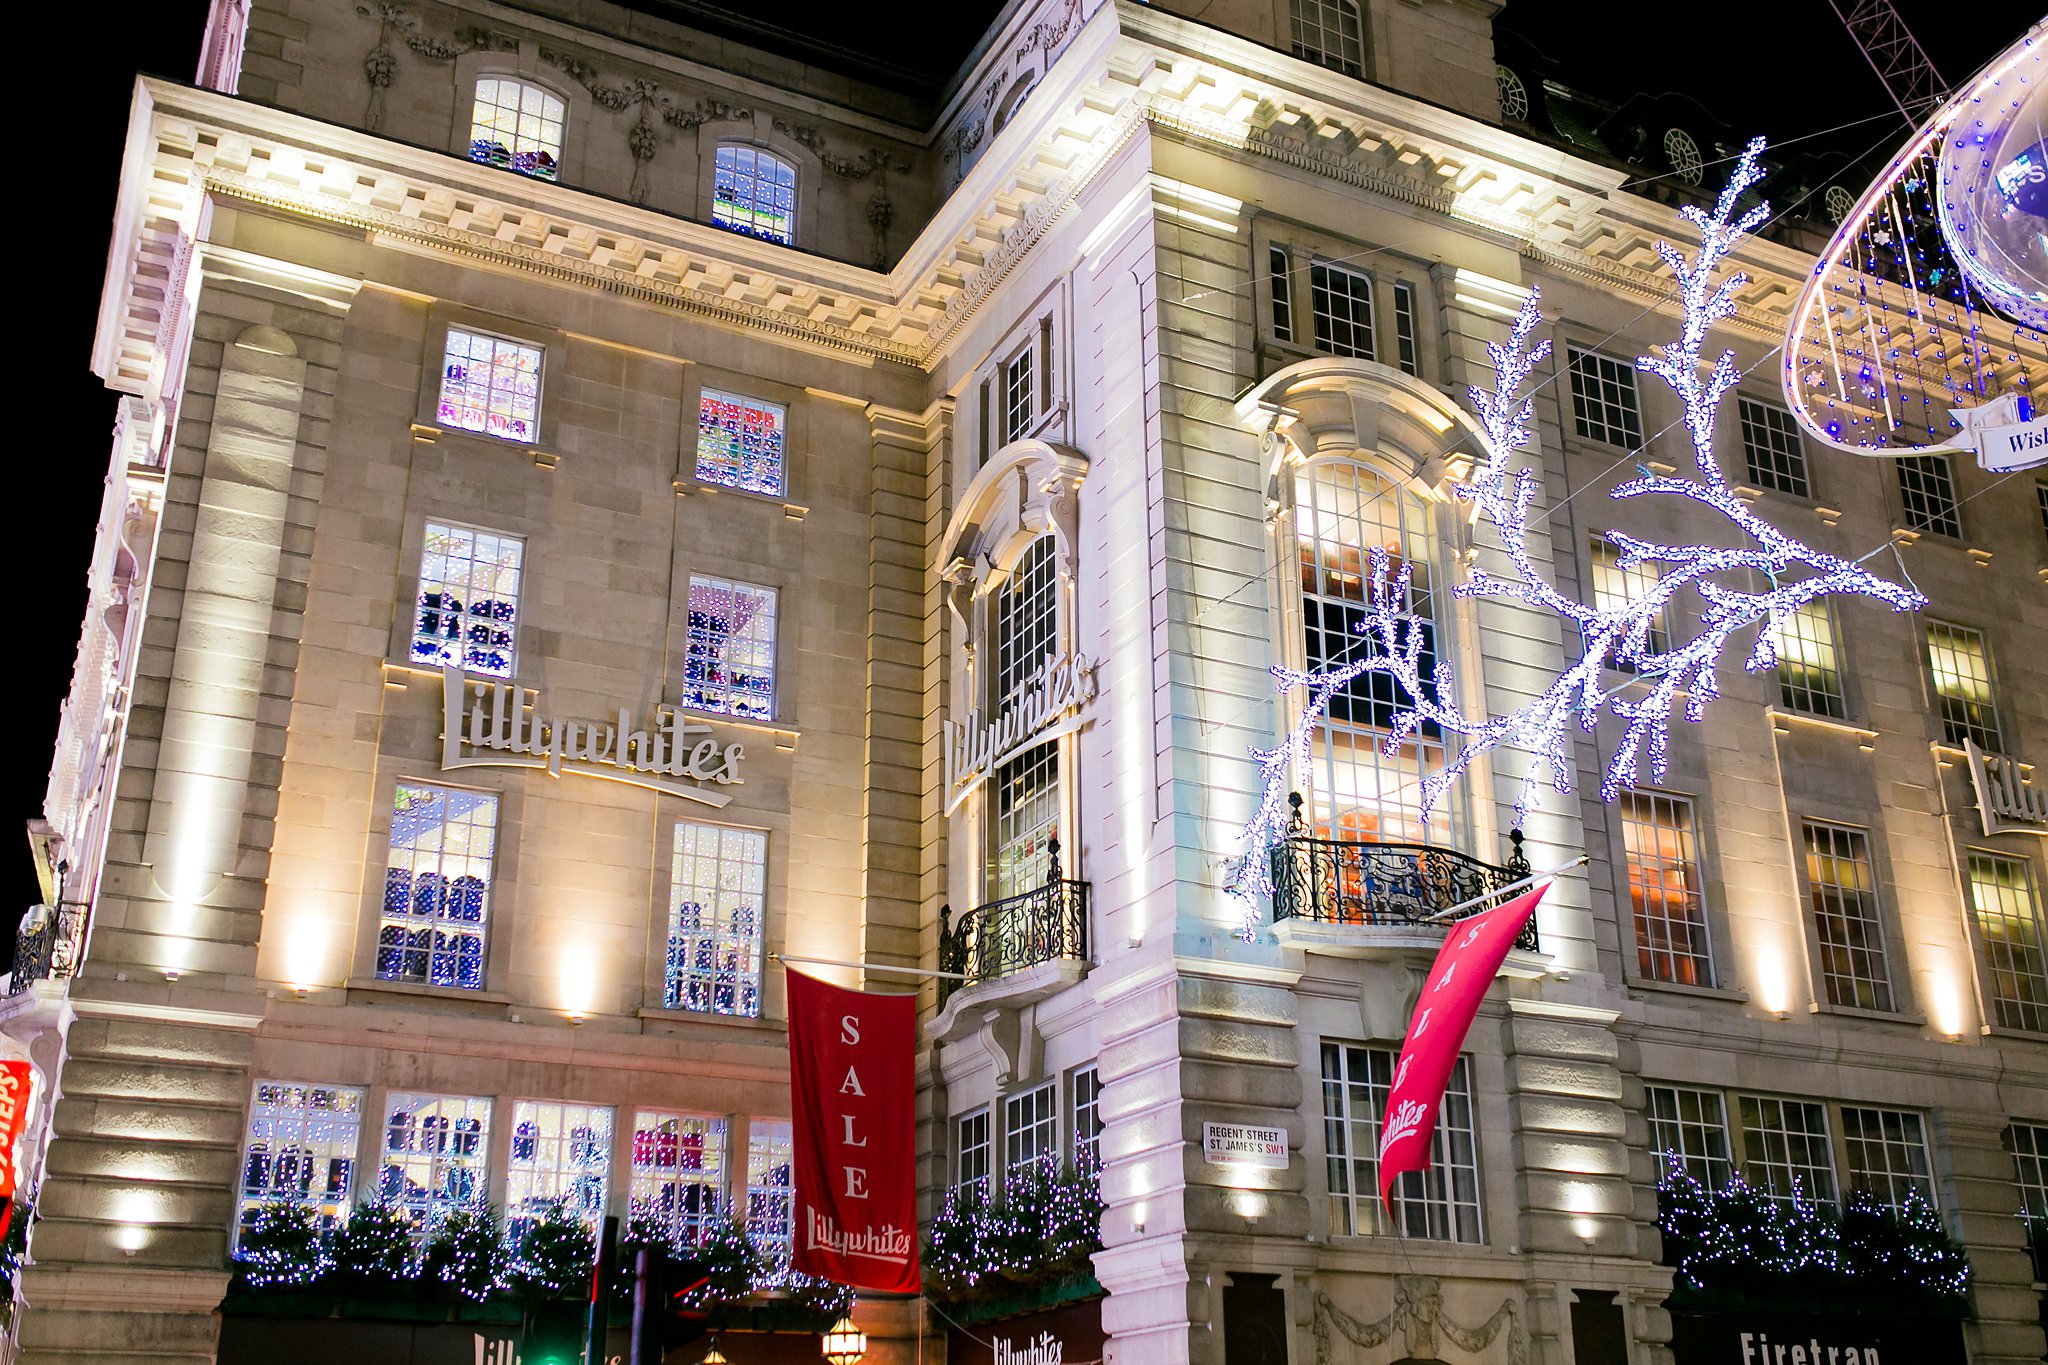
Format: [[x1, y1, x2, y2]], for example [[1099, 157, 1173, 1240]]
[[1938, 33, 2048, 332]]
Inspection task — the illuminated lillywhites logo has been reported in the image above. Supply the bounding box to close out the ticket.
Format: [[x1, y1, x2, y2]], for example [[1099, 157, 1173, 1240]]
[[943, 653, 1098, 814], [993, 1333, 1063, 1365], [440, 667, 744, 807], [1965, 739, 2048, 837], [804, 1210, 913, 1265]]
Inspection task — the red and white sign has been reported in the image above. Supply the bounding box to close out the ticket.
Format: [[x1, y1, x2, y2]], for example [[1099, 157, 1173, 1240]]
[[0, 1060, 33, 1239], [1378, 884, 1547, 1208], [787, 970, 919, 1293]]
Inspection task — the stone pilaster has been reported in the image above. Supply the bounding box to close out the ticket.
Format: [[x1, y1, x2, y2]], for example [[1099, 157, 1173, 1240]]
[[1941, 1111, 2046, 1364]]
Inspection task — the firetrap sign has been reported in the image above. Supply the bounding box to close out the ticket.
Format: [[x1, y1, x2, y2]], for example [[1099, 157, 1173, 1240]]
[[1669, 1309, 1965, 1365], [1201, 1122, 1287, 1169]]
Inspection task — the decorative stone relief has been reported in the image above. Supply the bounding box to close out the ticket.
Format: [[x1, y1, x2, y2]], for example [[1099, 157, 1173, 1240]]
[[353, 3, 512, 131], [943, 0, 1084, 188], [771, 119, 911, 267], [1312, 1278, 1525, 1365], [542, 51, 756, 204]]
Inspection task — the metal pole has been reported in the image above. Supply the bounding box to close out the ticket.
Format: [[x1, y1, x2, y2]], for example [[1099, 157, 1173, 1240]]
[[627, 1245, 650, 1365], [586, 1214, 618, 1365], [769, 951, 968, 981], [1416, 855, 1589, 924]]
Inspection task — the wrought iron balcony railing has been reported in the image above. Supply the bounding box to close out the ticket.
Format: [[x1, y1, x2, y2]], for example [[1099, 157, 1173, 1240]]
[[1269, 794, 1538, 952], [939, 840, 1089, 1006], [10, 903, 86, 997]]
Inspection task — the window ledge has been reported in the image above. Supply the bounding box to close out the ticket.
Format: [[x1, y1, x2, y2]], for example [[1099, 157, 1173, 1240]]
[[637, 1006, 784, 1033], [345, 978, 513, 1009], [1767, 708, 1876, 746], [1625, 978, 1749, 1005], [1982, 1023, 2048, 1045], [675, 709, 800, 752], [1808, 1000, 1922, 1027], [672, 478, 807, 521], [410, 422, 558, 469]]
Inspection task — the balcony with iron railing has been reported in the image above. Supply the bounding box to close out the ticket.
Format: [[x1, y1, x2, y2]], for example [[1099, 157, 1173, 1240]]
[[8, 904, 86, 998], [1268, 793, 1539, 956], [935, 840, 1089, 1018]]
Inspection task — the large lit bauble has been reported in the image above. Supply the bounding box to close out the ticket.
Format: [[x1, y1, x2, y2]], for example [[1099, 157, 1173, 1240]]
[[1937, 34, 2048, 332]]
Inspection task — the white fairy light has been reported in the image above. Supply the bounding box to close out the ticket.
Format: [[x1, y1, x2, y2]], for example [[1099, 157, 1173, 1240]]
[[1235, 140, 1926, 937]]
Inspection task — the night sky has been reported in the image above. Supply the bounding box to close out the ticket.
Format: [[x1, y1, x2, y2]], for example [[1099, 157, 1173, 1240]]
[[12, 1, 2036, 927]]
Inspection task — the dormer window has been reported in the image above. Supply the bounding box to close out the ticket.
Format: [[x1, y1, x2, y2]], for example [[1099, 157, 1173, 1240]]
[[469, 78, 563, 181], [712, 146, 798, 245]]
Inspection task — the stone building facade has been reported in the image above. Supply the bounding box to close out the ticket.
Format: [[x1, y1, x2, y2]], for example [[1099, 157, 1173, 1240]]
[[10, 0, 2048, 1362]]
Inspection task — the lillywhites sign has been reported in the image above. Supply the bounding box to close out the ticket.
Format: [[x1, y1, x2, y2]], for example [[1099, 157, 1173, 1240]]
[[1202, 1122, 1288, 1169], [943, 653, 1098, 814], [441, 667, 743, 807], [993, 1333, 1062, 1365], [1964, 739, 2048, 837]]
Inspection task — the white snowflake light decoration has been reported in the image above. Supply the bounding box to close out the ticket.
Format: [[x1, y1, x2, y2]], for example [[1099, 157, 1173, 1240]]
[[1236, 140, 1927, 929]]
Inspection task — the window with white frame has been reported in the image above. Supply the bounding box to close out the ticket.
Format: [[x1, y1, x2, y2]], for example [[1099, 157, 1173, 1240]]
[[1005, 1083, 1058, 1176], [745, 1120, 795, 1250], [683, 576, 778, 721], [237, 1082, 363, 1237], [2008, 1121, 2048, 1214], [696, 389, 787, 497], [1840, 1106, 1933, 1208], [1072, 1068, 1102, 1168], [469, 78, 563, 180], [437, 328, 543, 442], [1646, 1084, 1733, 1189], [629, 1111, 728, 1247], [378, 1092, 491, 1230], [1297, 460, 1441, 843], [1391, 281, 1420, 377], [1738, 1095, 1836, 1204], [1739, 397, 1810, 497], [1269, 246, 1294, 342], [1926, 621, 2003, 753], [989, 537, 1062, 900], [1309, 261, 1375, 359], [1619, 789, 1711, 988], [665, 822, 767, 1018], [1568, 348, 1643, 448], [1970, 853, 2048, 1034], [1322, 1042, 1482, 1242], [1773, 599, 1846, 718], [1001, 346, 1035, 445], [506, 1100, 613, 1232], [1589, 534, 1669, 670], [1801, 822, 1892, 1012], [1290, 0, 1363, 76], [1897, 453, 1962, 537], [411, 522, 524, 678], [712, 145, 797, 245], [957, 1109, 991, 1197], [377, 783, 496, 990]]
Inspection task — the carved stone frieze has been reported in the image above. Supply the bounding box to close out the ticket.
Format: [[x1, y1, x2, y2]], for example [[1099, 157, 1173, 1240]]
[[1312, 1278, 1525, 1365], [353, 3, 512, 130]]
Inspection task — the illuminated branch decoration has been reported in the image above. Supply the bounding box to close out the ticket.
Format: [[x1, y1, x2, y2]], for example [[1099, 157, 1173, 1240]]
[[1236, 141, 1926, 931]]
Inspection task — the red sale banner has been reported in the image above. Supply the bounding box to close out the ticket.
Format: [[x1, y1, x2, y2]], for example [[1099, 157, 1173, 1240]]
[[1378, 884, 1547, 1208], [0, 1060, 33, 1241], [787, 970, 919, 1293]]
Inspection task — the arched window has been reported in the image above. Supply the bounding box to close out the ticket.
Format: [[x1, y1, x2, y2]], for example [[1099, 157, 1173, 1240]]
[[1291, 0, 1364, 78], [469, 78, 564, 181], [1295, 460, 1442, 842], [988, 535, 1061, 900], [712, 145, 799, 245]]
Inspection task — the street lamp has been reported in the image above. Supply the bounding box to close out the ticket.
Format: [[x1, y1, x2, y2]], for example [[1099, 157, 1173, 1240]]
[[821, 1313, 867, 1365], [702, 1340, 728, 1365]]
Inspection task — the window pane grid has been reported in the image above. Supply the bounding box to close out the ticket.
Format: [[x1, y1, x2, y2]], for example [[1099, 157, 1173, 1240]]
[[1926, 621, 2002, 752], [1002, 349, 1034, 444], [1773, 599, 1845, 718], [506, 1101, 613, 1232], [1310, 262, 1375, 359], [665, 822, 767, 1018], [2009, 1121, 2048, 1214], [1739, 398, 1811, 498], [1589, 535, 1669, 670], [1739, 1095, 1836, 1204], [1270, 246, 1294, 342], [1569, 348, 1643, 447], [1647, 1084, 1732, 1189], [996, 537, 1059, 703], [469, 78, 563, 180], [957, 1110, 991, 1197], [378, 784, 495, 990], [412, 522, 523, 678], [683, 575, 778, 721], [1004, 1084, 1058, 1174], [1803, 822, 1893, 1012], [630, 1111, 728, 1247], [712, 145, 797, 244], [1840, 1106, 1933, 1208], [745, 1121, 795, 1251], [379, 1092, 491, 1233], [990, 744, 1059, 901], [696, 390, 787, 497], [1298, 461, 1441, 842], [1290, 0, 1363, 75], [238, 1082, 363, 1238], [1897, 453, 1962, 537], [1971, 853, 2048, 1033], [438, 328, 541, 442], [1321, 1043, 1482, 1242], [1073, 1068, 1102, 1168], [1392, 281, 1419, 376], [1620, 790, 1711, 987]]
